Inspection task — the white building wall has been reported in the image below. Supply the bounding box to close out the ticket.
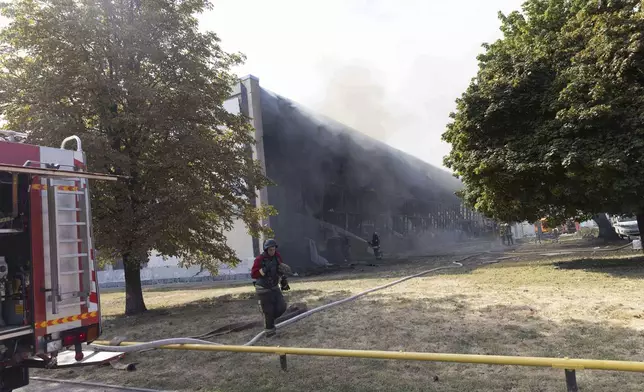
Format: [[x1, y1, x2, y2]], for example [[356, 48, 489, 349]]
[[97, 253, 256, 288], [580, 220, 597, 228], [98, 218, 256, 288], [512, 221, 535, 239]]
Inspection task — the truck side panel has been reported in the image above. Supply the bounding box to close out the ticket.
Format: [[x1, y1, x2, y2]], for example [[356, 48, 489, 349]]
[[31, 175, 47, 343], [0, 142, 50, 344]]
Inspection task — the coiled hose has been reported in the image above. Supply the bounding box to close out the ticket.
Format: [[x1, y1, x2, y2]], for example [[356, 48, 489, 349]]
[[91, 254, 479, 353], [90, 338, 222, 352]]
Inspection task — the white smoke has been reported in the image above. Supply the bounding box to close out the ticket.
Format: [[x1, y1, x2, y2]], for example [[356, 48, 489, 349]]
[[314, 62, 408, 142]]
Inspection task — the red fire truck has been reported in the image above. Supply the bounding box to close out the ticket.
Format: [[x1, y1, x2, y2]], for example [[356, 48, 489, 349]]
[[0, 131, 118, 391]]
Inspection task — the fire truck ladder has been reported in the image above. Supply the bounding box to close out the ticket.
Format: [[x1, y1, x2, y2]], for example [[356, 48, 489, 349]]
[[46, 175, 94, 315]]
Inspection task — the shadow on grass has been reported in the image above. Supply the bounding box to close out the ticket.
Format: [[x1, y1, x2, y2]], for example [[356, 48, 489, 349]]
[[139, 279, 251, 294], [519, 236, 630, 250], [100, 288, 354, 336], [554, 256, 644, 278], [294, 255, 488, 285]]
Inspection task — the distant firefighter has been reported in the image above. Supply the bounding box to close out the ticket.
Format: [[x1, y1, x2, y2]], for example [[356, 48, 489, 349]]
[[500, 223, 513, 245], [534, 221, 543, 244], [505, 224, 514, 245], [342, 235, 351, 262], [371, 232, 380, 247], [368, 232, 382, 260]]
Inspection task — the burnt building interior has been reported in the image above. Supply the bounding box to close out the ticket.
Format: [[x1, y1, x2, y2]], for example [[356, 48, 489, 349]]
[[258, 88, 492, 272]]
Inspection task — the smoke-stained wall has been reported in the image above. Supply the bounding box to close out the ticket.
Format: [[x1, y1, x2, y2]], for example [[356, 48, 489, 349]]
[[257, 86, 481, 272]]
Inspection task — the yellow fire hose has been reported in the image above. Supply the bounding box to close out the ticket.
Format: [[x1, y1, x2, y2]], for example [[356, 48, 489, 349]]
[[91, 338, 644, 390], [91, 340, 644, 373]]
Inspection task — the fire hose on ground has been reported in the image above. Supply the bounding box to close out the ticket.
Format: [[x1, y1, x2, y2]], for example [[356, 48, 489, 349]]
[[87, 246, 643, 391], [90, 242, 637, 354], [90, 253, 480, 353]]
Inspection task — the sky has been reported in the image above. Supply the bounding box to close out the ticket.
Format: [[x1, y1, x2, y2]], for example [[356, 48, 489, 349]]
[[200, 0, 525, 169], [0, 0, 526, 169]]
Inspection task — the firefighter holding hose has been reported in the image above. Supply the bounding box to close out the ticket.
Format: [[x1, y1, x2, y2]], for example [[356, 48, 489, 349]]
[[251, 239, 291, 337]]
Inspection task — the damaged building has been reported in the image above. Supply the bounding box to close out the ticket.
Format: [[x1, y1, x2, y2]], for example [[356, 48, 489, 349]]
[[230, 75, 490, 272], [98, 75, 492, 287]]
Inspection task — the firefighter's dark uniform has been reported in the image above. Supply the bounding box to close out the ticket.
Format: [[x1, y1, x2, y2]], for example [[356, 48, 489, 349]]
[[371, 233, 380, 247], [251, 247, 288, 334]]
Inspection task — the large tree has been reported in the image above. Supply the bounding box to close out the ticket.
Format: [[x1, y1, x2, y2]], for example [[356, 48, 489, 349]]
[[443, 0, 644, 238], [0, 0, 274, 314]]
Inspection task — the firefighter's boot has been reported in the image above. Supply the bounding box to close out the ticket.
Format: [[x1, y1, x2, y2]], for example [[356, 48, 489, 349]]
[[265, 327, 277, 338]]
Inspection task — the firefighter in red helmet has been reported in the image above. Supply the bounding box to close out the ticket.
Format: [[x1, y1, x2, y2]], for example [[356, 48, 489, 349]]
[[251, 239, 290, 337]]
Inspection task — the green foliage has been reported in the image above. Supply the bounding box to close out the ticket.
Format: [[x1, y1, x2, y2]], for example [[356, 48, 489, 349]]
[[443, 0, 644, 224], [0, 0, 274, 274]]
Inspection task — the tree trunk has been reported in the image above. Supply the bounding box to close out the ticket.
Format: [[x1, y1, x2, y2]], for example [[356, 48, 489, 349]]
[[123, 254, 147, 315], [593, 214, 618, 239]]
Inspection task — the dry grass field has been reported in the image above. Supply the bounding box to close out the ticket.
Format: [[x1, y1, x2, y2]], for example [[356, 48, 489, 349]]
[[36, 239, 644, 391]]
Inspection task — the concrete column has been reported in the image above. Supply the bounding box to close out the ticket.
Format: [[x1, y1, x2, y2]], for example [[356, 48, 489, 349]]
[[239, 75, 270, 255]]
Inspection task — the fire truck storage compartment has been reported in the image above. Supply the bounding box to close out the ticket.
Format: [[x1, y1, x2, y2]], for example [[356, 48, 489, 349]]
[[0, 171, 32, 334]]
